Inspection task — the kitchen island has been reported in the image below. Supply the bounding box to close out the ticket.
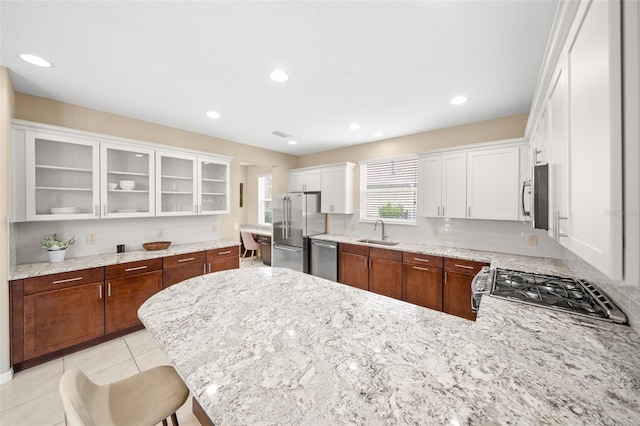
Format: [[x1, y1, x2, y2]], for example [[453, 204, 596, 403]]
[[138, 267, 640, 425]]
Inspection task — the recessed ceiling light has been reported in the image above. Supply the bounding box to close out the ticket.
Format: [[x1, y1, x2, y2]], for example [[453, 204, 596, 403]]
[[206, 110, 220, 119], [270, 69, 288, 82], [20, 53, 52, 68], [288, 140, 297, 145], [374, 132, 384, 138], [451, 95, 468, 105], [349, 123, 360, 130]]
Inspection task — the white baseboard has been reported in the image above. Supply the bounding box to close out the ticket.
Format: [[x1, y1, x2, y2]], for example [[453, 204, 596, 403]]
[[0, 367, 14, 384]]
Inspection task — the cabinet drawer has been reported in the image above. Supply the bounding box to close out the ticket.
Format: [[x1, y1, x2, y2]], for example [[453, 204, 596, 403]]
[[106, 258, 162, 280], [24, 267, 104, 295], [339, 243, 369, 256], [207, 245, 240, 259], [259, 236, 271, 244], [403, 252, 443, 268], [163, 251, 206, 269], [370, 247, 402, 262], [444, 258, 487, 275]]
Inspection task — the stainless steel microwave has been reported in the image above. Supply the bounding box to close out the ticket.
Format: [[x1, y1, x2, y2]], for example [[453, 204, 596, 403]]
[[532, 164, 548, 230]]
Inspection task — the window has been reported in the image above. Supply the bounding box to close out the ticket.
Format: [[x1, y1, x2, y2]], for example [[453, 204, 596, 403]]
[[360, 155, 417, 223], [258, 174, 272, 225]]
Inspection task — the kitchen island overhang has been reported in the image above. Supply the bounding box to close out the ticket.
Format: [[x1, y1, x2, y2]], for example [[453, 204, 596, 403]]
[[138, 268, 640, 425]]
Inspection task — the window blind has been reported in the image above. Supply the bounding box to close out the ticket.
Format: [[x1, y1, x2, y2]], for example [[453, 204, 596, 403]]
[[360, 156, 417, 222]]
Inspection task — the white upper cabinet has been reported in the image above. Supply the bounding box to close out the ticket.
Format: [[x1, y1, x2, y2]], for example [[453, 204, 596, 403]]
[[156, 153, 229, 216], [320, 163, 355, 214], [525, 0, 623, 279], [564, 0, 622, 279], [156, 151, 198, 216], [419, 151, 466, 219], [198, 157, 230, 214], [419, 140, 526, 221], [25, 131, 100, 221], [441, 152, 467, 219], [289, 168, 321, 192], [547, 59, 569, 242], [101, 143, 155, 218], [13, 120, 232, 222], [466, 147, 519, 220], [418, 156, 442, 217]]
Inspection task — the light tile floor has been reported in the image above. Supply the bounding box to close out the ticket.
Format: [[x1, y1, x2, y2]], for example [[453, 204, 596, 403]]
[[0, 257, 268, 425]]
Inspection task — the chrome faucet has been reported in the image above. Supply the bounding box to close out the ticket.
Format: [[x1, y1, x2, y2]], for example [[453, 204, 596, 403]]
[[373, 219, 388, 241]]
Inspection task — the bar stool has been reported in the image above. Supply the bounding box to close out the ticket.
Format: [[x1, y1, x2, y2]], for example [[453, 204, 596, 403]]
[[59, 365, 189, 426]]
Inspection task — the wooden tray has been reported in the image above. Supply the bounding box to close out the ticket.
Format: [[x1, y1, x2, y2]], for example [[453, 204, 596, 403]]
[[142, 241, 172, 251]]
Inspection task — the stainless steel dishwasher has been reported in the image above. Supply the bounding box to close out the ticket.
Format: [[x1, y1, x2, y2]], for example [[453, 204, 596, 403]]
[[310, 239, 338, 281]]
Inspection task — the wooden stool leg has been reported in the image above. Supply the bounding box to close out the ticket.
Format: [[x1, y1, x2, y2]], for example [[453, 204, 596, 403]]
[[162, 419, 168, 426], [171, 412, 179, 426]]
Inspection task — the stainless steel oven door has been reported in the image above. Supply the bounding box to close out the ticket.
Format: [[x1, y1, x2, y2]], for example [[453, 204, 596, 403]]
[[471, 266, 492, 312]]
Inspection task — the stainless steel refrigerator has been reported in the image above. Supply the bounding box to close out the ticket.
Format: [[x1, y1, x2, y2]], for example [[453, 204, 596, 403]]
[[272, 192, 326, 273]]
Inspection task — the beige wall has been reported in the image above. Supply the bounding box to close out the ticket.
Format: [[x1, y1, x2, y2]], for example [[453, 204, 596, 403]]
[[297, 113, 528, 206], [1, 67, 16, 378], [14, 93, 297, 240]]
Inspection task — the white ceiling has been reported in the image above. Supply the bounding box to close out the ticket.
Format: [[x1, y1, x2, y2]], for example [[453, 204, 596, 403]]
[[0, 1, 558, 156]]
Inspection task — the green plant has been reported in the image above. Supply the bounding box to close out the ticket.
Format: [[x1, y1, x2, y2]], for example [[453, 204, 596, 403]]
[[378, 203, 405, 218], [42, 234, 76, 251]]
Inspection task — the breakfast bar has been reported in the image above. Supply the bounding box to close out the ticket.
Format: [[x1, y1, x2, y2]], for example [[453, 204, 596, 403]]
[[138, 268, 640, 425]]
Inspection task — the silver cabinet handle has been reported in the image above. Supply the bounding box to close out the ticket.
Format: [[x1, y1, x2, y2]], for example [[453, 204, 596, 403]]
[[454, 264, 474, 270], [413, 266, 430, 271], [199, 204, 202, 214], [437, 206, 440, 216], [52, 277, 83, 285], [218, 251, 231, 255], [413, 257, 429, 263], [468, 206, 471, 217], [99, 284, 103, 299], [125, 265, 147, 272], [95, 204, 99, 216], [442, 206, 445, 216], [178, 257, 196, 262], [203, 264, 206, 274], [107, 282, 111, 297], [103, 204, 107, 216], [521, 179, 531, 217]]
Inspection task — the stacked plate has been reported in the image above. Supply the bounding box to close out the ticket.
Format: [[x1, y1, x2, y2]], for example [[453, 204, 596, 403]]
[[50, 207, 81, 214]]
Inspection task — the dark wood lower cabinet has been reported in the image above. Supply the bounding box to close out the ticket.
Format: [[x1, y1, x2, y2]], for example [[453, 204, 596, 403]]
[[259, 236, 272, 266], [105, 271, 162, 334], [339, 243, 370, 290], [207, 245, 240, 273], [24, 282, 105, 360], [369, 248, 403, 300], [443, 258, 488, 321], [403, 264, 443, 310], [163, 251, 207, 287]]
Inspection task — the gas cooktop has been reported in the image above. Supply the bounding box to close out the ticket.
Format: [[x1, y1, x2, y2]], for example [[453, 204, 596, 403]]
[[474, 268, 627, 324]]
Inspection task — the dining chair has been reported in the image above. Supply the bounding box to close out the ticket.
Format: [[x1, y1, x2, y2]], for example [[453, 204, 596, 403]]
[[59, 365, 189, 426], [240, 231, 261, 264]]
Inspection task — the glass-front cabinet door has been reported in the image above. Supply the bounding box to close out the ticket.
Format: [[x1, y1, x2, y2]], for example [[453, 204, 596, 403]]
[[198, 157, 229, 214], [156, 151, 197, 216], [100, 143, 154, 218], [25, 131, 100, 220]]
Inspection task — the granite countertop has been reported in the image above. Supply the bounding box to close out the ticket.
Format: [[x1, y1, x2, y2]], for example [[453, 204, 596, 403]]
[[313, 233, 575, 277], [9, 240, 240, 280], [239, 224, 272, 237], [138, 267, 640, 425]]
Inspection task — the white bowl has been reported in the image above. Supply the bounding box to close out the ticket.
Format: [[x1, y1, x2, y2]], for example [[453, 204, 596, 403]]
[[107, 183, 118, 190], [119, 180, 135, 191]]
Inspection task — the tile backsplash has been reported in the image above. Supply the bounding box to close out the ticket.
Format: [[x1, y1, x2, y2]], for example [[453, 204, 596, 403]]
[[13, 215, 222, 265]]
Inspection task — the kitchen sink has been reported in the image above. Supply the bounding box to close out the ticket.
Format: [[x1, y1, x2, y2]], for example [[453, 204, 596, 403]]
[[356, 239, 399, 246]]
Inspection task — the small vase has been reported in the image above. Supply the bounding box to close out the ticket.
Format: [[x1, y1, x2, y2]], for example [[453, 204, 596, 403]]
[[47, 249, 66, 263]]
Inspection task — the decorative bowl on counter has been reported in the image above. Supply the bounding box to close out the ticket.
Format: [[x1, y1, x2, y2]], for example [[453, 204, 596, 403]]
[[119, 180, 136, 191], [143, 241, 171, 251]]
